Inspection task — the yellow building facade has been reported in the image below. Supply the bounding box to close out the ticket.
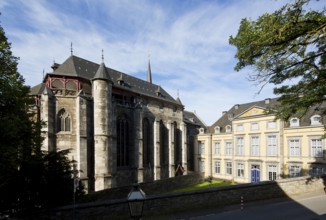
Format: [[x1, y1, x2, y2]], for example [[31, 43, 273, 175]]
[[195, 98, 326, 183]]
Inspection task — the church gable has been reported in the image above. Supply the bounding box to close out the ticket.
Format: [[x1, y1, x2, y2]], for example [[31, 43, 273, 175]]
[[237, 106, 266, 118]]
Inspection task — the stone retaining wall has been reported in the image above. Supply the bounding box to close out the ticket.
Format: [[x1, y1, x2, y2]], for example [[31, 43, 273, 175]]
[[80, 172, 204, 202], [34, 175, 326, 220]]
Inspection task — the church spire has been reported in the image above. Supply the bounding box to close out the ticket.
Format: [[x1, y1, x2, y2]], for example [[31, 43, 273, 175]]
[[147, 54, 152, 84]]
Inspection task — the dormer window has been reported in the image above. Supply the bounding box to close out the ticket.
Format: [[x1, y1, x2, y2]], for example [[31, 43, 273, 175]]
[[199, 128, 204, 134], [117, 74, 124, 85], [310, 115, 321, 125], [226, 125, 232, 133], [156, 86, 162, 97], [214, 126, 220, 134], [290, 118, 300, 127], [228, 113, 234, 120]]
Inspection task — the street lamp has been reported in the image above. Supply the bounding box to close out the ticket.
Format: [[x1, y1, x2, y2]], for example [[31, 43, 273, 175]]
[[127, 183, 146, 220]]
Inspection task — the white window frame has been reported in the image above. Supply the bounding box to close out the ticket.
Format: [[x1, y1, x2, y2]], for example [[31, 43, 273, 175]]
[[236, 137, 244, 156], [237, 163, 245, 178], [289, 138, 301, 157], [267, 121, 277, 129], [290, 117, 300, 127], [251, 136, 260, 156], [236, 124, 244, 132], [289, 164, 302, 177], [268, 164, 277, 181], [214, 160, 220, 174], [214, 126, 220, 134], [310, 138, 323, 157], [225, 141, 233, 156], [226, 161, 232, 175], [267, 135, 277, 156], [251, 123, 259, 131], [226, 125, 232, 133], [214, 142, 221, 155], [310, 115, 321, 125], [198, 141, 205, 154], [199, 160, 205, 173], [199, 127, 204, 134]]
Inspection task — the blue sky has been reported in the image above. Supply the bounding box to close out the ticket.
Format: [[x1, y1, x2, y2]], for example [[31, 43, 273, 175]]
[[1, 0, 324, 125]]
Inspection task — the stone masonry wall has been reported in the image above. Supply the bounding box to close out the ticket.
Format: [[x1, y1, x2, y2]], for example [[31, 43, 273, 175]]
[[34, 174, 325, 220]]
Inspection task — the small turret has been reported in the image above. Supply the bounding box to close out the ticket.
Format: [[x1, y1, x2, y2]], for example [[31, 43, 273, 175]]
[[92, 62, 112, 83], [92, 60, 113, 191]]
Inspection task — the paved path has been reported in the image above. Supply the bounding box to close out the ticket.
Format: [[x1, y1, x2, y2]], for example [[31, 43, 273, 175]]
[[148, 191, 326, 220]]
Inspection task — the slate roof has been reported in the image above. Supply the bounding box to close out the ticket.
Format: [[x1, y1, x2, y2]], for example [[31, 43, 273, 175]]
[[284, 102, 326, 128], [209, 97, 326, 133], [184, 110, 207, 128], [29, 83, 53, 96], [92, 62, 112, 82], [43, 55, 180, 105], [210, 98, 280, 133]]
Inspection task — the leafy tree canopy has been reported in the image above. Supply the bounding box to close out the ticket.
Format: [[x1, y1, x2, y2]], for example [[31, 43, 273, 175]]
[[0, 16, 84, 217], [229, 0, 326, 120]]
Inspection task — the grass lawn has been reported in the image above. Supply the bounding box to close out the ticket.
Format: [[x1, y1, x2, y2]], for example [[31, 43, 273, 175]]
[[172, 180, 234, 193]]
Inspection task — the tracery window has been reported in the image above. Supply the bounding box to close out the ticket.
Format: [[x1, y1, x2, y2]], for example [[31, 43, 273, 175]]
[[57, 109, 71, 132]]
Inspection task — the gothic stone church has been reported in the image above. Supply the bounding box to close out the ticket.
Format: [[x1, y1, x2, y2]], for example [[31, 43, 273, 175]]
[[30, 55, 203, 192]]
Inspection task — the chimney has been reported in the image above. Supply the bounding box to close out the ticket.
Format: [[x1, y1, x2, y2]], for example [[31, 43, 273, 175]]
[[265, 98, 271, 104], [235, 104, 240, 109]]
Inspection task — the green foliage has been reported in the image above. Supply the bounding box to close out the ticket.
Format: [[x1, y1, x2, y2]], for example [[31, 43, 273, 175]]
[[172, 180, 233, 193], [0, 16, 84, 217], [229, 0, 326, 120], [0, 15, 34, 214]]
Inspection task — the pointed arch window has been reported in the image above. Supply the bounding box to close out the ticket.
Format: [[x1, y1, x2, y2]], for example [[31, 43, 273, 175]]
[[57, 109, 71, 132], [142, 118, 152, 168], [117, 116, 129, 167], [160, 120, 168, 178], [173, 121, 182, 167]]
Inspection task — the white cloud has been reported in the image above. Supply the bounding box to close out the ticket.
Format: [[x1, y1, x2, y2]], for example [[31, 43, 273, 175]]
[[2, 0, 321, 125]]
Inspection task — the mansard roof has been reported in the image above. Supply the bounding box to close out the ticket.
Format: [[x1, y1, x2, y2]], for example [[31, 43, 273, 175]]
[[44, 55, 180, 105], [209, 98, 279, 133], [209, 97, 326, 133]]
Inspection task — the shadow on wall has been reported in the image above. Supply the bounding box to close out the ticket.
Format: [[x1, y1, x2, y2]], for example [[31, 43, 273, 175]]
[[31, 175, 326, 220]]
